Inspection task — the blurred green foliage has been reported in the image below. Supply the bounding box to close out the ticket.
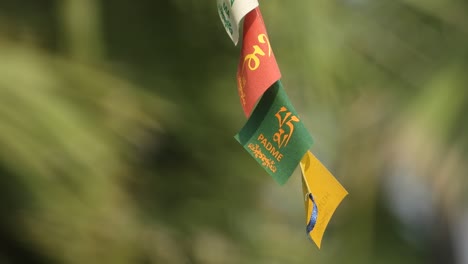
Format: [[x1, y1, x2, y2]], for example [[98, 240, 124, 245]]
[[0, 0, 466, 264]]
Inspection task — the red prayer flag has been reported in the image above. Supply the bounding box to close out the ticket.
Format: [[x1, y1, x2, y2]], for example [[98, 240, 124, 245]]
[[237, 7, 281, 117]]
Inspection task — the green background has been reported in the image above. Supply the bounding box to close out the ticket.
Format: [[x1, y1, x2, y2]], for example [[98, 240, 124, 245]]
[[0, 0, 467, 263]]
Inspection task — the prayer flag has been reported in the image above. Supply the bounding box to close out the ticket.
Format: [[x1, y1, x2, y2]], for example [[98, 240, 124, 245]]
[[237, 7, 281, 117], [217, 0, 259, 45], [236, 81, 313, 185], [300, 151, 348, 248]]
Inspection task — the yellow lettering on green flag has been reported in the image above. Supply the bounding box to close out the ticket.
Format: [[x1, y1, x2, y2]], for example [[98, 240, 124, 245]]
[[300, 151, 348, 248], [235, 81, 313, 185]]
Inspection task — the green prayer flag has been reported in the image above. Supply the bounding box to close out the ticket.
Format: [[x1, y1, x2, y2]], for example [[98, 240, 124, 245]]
[[235, 81, 314, 185]]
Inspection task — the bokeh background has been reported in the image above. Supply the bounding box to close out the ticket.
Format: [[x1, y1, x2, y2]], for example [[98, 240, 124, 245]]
[[0, 0, 467, 263]]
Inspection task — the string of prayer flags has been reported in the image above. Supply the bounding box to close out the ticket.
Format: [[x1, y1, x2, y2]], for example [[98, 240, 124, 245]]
[[237, 7, 281, 116], [217, 0, 259, 45], [217, 2, 348, 248]]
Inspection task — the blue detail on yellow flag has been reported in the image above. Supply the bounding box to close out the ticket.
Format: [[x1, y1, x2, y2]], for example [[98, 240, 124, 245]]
[[306, 193, 318, 234]]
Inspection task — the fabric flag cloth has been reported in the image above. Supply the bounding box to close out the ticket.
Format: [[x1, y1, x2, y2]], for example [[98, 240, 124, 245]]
[[237, 7, 281, 117], [235, 81, 313, 185], [217, 0, 259, 45], [300, 151, 348, 248], [217, 3, 348, 249]]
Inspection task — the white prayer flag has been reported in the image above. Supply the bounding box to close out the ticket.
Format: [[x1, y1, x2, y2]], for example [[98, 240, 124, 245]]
[[217, 0, 259, 45]]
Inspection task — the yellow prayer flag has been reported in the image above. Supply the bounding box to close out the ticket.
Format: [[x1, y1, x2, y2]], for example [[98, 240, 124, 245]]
[[300, 151, 348, 248]]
